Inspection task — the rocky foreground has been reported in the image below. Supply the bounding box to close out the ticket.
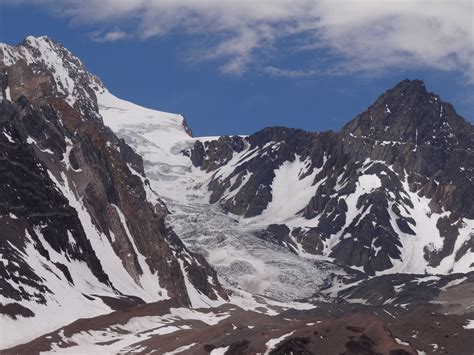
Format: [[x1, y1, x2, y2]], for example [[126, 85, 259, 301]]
[[6, 274, 474, 354]]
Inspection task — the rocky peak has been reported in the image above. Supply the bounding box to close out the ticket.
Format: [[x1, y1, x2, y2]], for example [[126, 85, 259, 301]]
[[379, 78, 430, 104], [188, 78, 473, 275], [1, 36, 195, 142], [0, 35, 104, 116], [342, 79, 473, 152]]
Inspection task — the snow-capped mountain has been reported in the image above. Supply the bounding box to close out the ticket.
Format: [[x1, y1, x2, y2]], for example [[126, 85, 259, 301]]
[[0, 36, 226, 348], [1, 36, 473, 354]]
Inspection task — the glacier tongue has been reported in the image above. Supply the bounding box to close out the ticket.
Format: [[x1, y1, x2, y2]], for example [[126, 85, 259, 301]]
[[166, 197, 343, 302]]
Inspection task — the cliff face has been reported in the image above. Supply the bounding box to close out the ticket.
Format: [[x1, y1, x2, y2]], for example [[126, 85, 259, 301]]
[[190, 80, 473, 276], [0, 36, 226, 348]]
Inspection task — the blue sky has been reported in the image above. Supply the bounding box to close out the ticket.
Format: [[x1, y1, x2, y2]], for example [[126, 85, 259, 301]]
[[1, 1, 472, 137]]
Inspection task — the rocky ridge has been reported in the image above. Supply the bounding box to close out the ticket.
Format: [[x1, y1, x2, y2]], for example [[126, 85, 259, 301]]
[[190, 80, 473, 275], [0, 36, 226, 348]]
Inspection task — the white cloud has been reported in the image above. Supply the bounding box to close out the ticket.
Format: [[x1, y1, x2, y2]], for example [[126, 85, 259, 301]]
[[90, 30, 130, 42], [6, 0, 474, 79], [263, 66, 319, 78]]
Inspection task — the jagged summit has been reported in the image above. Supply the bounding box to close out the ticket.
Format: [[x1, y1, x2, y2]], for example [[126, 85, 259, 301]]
[[1, 35, 104, 115], [372, 79, 437, 111], [342, 79, 473, 152], [383, 78, 428, 96], [23, 34, 57, 43], [241, 79, 472, 153]]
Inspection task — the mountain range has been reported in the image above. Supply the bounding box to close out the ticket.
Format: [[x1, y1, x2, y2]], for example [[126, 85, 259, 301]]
[[0, 36, 473, 354]]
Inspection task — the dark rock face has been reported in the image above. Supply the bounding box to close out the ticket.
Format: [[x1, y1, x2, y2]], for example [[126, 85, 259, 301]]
[[0, 98, 113, 306], [341, 79, 474, 219], [0, 36, 227, 330], [256, 224, 297, 253], [191, 79, 474, 275]]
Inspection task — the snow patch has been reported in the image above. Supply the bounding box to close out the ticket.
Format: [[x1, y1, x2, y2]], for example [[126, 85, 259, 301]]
[[164, 343, 197, 354], [2, 130, 15, 143], [265, 331, 295, 354], [463, 320, 474, 329], [246, 156, 322, 226], [210, 346, 230, 355]]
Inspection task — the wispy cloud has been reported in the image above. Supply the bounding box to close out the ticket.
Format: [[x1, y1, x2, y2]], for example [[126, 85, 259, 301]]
[[90, 30, 130, 42], [5, 0, 474, 80], [263, 66, 319, 78]]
